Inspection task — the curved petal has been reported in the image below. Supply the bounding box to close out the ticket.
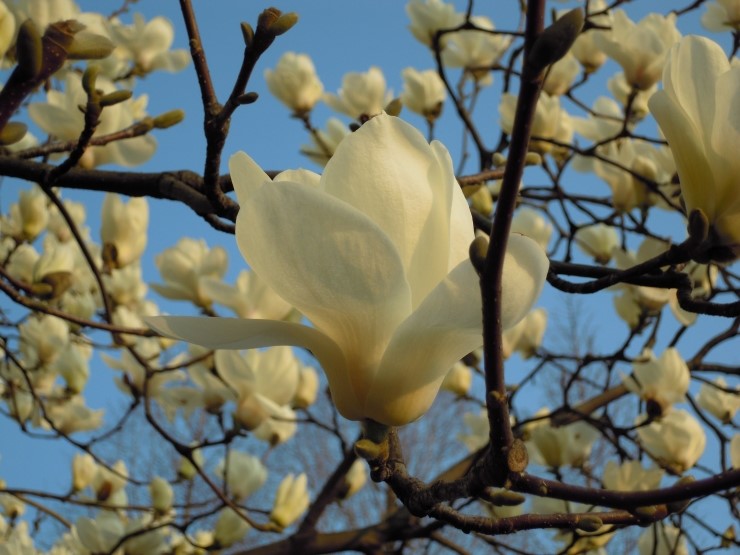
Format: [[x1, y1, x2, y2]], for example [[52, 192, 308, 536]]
[[500, 233, 550, 329], [322, 114, 457, 305], [229, 151, 271, 204], [145, 316, 363, 420], [214, 350, 255, 395], [366, 259, 483, 426], [236, 179, 412, 399]]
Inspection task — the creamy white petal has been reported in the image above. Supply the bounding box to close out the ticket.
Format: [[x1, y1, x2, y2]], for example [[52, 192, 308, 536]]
[[229, 151, 272, 203], [499, 234, 550, 329]]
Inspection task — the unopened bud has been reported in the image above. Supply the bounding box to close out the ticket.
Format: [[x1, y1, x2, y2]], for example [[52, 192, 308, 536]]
[[469, 235, 489, 274], [99, 90, 132, 107], [234, 394, 267, 430], [576, 515, 604, 533], [67, 31, 115, 60], [384, 98, 403, 117], [236, 92, 259, 105], [16, 20, 42, 79], [354, 438, 388, 462], [153, 109, 185, 129], [525, 152, 542, 166], [271, 12, 299, 36], [45, 20, 84, 52], [82, 66, 99, 95], [632, 505, 660, 519], [257, 8, 282, 34], [527, 9, 584, 75], [492, 152, 507, 166], [149, 476, 174, 514], [487, 489, 525, 506], [0, 122, 28, 145], [241, 22, 254, 47]]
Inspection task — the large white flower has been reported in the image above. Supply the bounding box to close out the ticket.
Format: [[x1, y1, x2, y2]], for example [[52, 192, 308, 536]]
[[648, 36, 740, 254], [149, 115, 548, 426], [264, 52, 324, 114]]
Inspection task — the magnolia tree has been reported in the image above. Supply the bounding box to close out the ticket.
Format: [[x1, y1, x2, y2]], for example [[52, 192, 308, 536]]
[[0, 0, 739, 553]]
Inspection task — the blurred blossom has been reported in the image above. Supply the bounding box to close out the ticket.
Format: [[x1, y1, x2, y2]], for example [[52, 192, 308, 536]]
[[512, 308, 547, 359], [0, 3, 15, 60], [636, 410, 706, 473], [324, 66, 392, 120], [511, 207, 552, 251], [47, 199, 86, 243], [151, 237, 228, 308], [594, 10, 680, 90], [341, 459, 368, 499], [607, 73, 656, 121], [574, 224, 619, 264], [458, 409, 490, 452], [528, 416, 599, 468], [0, 480, 24, 518], [1, 185, 49, 242], [440, 361, 471, 396], [71, 453, 96, 492], [103, 13, 190, 75], [602, 460, 664, 492], [531, 497, 615, 553], [637, 524, 688, 555], [4, 0, 79, 35], [571, 97, 624, 143], [500, 91, 572, 154], [73, 512, 124, 554], [701, 0, 740, 32], [406, 0, 464, 47], [613, 289, 643, 330], [215, 451, 267, 501], [44, 395, 104, 433], [622, 348, 689, 415], [612, 238, 672, 311], [292, 365, 319, 409], [103, 263, 148, 308], [91, 460, 128, 502], [149, 476, 174, 514], [300, 117, 350, 167], [150, 114, 549, 426], [568, 0, 610, 73], [441, 16, 510, 86], [32, 241, 74, 284], [200, 269, 294, 321], [265, 52, 324, 114], [5, 243, 39, 283], [52, 342, 92, 394], [213, 508, 250, 547], [542, 52, 580, 96], [19, 314, 69, 367], [648, 36, 740, 256], [400, 67, 447, 122], [29, 73, 156, 168], [270, 473, 310, 529], [100, 194, 148, 269], [696, 378, 740, 423]]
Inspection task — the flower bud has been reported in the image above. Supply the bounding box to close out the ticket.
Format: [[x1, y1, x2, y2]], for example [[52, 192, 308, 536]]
[[271, 12, 299, 36], [99, 90, 133, 107], [241, 22, 254, 47], [0, 122, 28, 145], [149, 476, 174, 514], [67, 31, 115, 60], [71, 453, 96, 492], [16, 19, 42, 78], [234, 393, 268, 430], [177, 449, 203, 481], [270, 473, 309, 529], [527, 9, 584, 75], [576, 515, 604, 533]]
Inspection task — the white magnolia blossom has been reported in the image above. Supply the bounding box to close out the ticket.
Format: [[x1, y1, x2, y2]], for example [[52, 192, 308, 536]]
[[103, 13, 190, 75], [100, 194, 148, 269], [150, 237, 228, 308], [265, 52, 324, 114], [458, 409, 490, 452], [400, 67, 446, 121], [53, 341, 92, 394], [44, 395, 103, 434], [47, 198, 86, 243], [200, 269, 294, 321], [531, 497, 615, 553], [648, 36, 740, 254], [300, 117, 350, 167], [213, 508, 250, 547], [637, 410, 706, 473], [406, 0, 464, 47], [574, 224, 619, 264], [612, 238, 672, 311], [696, 377, 740, 423], [500, 91, 572, 154], [270, 473, 310, 529], [341, 459, 368, 499], [637, 524, 688, 555], [0, 185, 48, 241], [441, 16, 510, 85], [149, 114, 548, 426], [511, 207, 552, 251], [607, 72, 656, 121], [4, 0, 80, 34], [568, 0, 610, 73], [19, 314, 69, 368], [215, 451, 267, 501], [149, 476, 173, 514], [32, 241, 74, 284], [594, 10, 681, 90], [602, 460, 664, 492], [622, 348, 690, 414], [701, 0, 740, 32], [528, 417, 599, 468], [0, 2, 15, 59], [292, 365, 319, 409], [542, 52, 580, 96], [5, 243, 39, 283], [571, 97, 624, 143], [324, 67, 392, 120], [71, 453, 96, 492], [28, 72, 156, 168], [90, 460, 128, 502], [440, 361, 472, 396]]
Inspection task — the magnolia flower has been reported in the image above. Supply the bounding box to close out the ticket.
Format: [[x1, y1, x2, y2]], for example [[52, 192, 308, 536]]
[[300, 117, 350, 167], [341, 459, 368, 499], [637, 410, 706, 473], [574, 224, 619, 264], [612, 238, 672, 311], [696, 377, 740, 423], [213, 508, 250, 547], [531, 498, 615, 553], [602, 460, 664, 492], [215, 451, 267, 501], [607, 72, 655, 121], [648, 36, 740, 255], [400, 67, 446, 121], [442, 16, 510, 85], [637, 524, 688, 555], [265, 52, 324, 114], [701, 0, 740, 32], [149, 476, 173, 514], [542, 52, 580, 96], [511, 308, 547, 359], [91, 460, 128, 502], [200, 269, 293, 321], [19, 314, 69, 367], [149, 114, 548, 426], [499, 91, 572, 153], [100, 194, 148, 268], [0, 3, 15, 60], [406, 0, 464, 47], [324, 67, 392, 120], [528, 418, 599, 468], [571, 97, 624, 143], [28, 73, 156, 168], [150, 238, 228, 308], [594, 10, 680, 90], [440, 361, 471, 396], [47, 199, 86, 243], [292, 365, 319, 409], [270, 473, 310, 529], [71, 453, 97, 492], [511, 208, 552, 251], [104, 13, 190, 74], [458, 409, 490, 452], [622, 348, 689, 415], [45, 396, 104, 434], [567, 0, 610, 73]]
